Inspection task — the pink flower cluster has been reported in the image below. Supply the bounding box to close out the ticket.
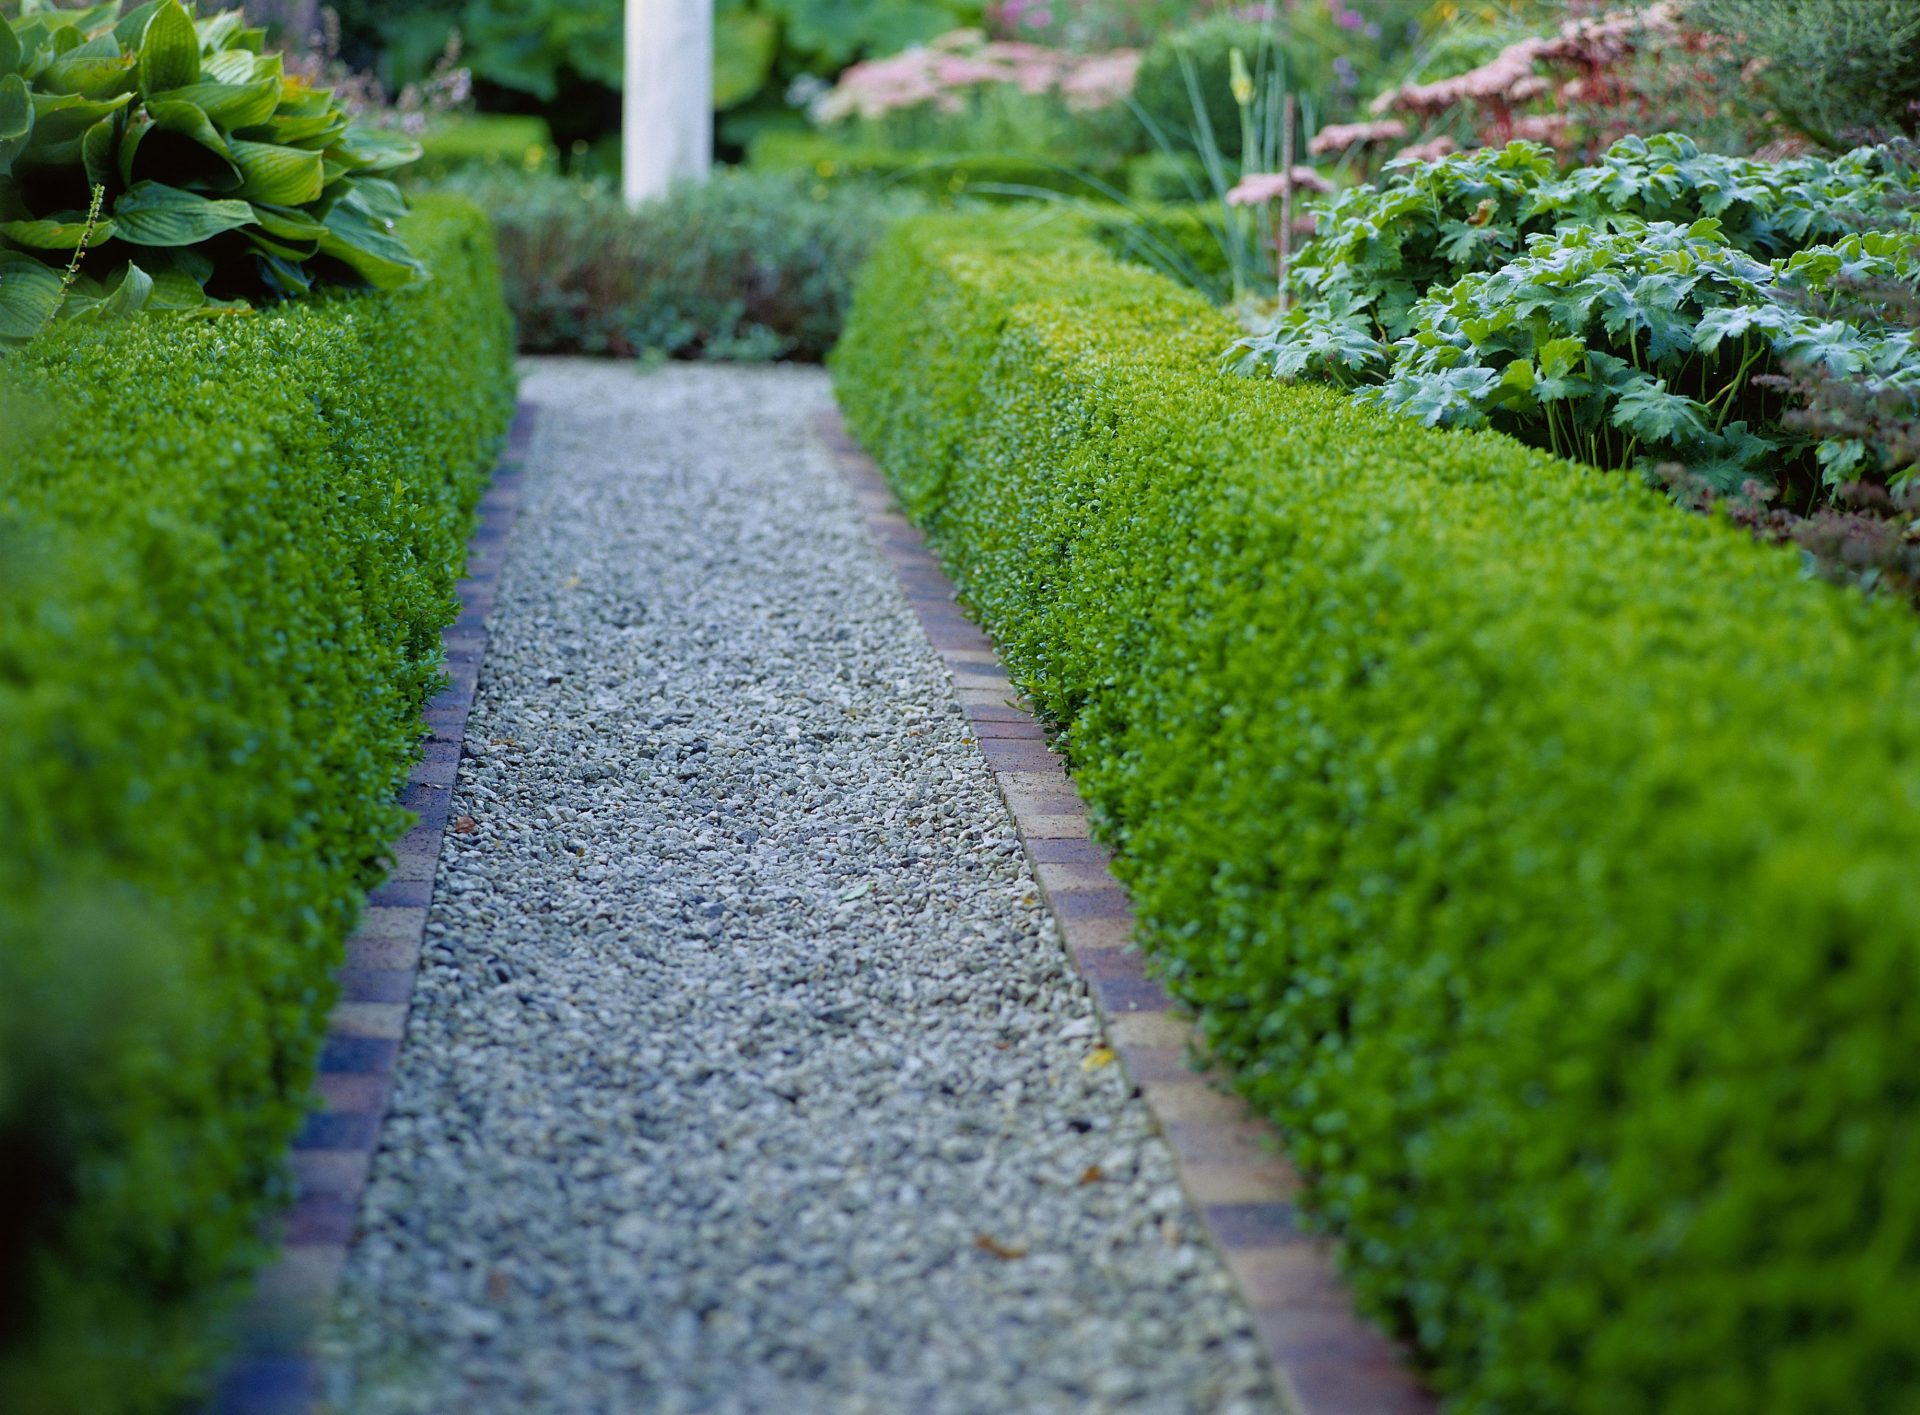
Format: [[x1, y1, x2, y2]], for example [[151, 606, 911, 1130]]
[[1225, 166, 1335, 205], [1369, 1, 1678, 154], [813, 29, 1141, 123], [1306, 117, 1407, 156]]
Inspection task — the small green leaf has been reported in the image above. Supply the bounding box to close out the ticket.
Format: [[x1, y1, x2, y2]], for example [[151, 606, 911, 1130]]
[[138, 1, 201, 97]]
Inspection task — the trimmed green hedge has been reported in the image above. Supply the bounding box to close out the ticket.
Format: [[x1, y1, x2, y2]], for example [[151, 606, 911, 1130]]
[[409, 113, 559, 185], [748, 129, 1126, 201], [0, 195, 514, 1414], [833, 214, 1920, 1413]]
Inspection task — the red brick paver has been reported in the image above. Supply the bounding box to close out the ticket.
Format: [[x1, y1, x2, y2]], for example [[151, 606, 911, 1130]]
[[813, 408, 1436, 1415]]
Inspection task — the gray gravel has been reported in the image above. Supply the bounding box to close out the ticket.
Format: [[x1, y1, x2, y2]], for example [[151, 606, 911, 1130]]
[[324, 359, 1279, 1414]]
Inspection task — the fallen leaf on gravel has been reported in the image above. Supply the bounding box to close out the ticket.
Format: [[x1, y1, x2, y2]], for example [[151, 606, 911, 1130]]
[[1081, 1047, 1116, 1071], [975, 1234, 1028, 1260], [486, 1269, 510, 1302], [1079, 1165, 1104, 1186], [453, 815, 478, 834]]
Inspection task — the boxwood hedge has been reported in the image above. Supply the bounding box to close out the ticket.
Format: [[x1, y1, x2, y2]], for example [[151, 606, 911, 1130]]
[[833, 214, 1920, 1413], [0, 194, 513, 1413]]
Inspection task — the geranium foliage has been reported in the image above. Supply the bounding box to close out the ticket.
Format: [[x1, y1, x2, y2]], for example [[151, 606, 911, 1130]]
[[1234, 134, 1920, 495]]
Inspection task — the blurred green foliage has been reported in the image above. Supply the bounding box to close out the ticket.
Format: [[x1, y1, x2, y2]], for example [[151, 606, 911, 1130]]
[[0, 195, 513, 1414], [439, 164, 916, 358], [334, 0, 984, 159]]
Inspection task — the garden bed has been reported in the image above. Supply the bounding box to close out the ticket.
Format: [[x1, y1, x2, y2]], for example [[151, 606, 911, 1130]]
[[0, 195, 514, 1413], [833, 212, 1920, 1413]]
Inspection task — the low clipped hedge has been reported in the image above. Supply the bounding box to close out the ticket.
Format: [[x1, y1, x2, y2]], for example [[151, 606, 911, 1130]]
[[748, 129, 1126, 200], [833, 214, 1920, 1413], [0, 195, 514, 1413]]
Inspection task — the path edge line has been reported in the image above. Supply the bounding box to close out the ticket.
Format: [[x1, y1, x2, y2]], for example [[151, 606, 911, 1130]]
[[812, 405, 1436, 1415], [208, 404, 539, 1415]]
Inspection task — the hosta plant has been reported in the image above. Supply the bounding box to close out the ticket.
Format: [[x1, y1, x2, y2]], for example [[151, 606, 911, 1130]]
[[1350, 221, 1919, 495], [0, 0, 422, 346]]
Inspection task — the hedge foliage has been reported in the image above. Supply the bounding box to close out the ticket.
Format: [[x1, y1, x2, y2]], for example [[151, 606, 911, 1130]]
[[748, 128, 1126, 201], [439, 166, 914, 360], [0, 194, 513, 1413], [833, 213, 1920, 1414]]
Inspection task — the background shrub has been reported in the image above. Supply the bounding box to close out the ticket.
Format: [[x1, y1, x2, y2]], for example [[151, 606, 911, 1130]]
[[0, 194, 513, 1414], [445, 165, 917, 359], [833, 212, 1920, 1413]]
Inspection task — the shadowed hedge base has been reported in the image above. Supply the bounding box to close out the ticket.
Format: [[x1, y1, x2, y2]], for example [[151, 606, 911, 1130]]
[[0, 195, 514, 1414], [832, 214, 1920, 1414]]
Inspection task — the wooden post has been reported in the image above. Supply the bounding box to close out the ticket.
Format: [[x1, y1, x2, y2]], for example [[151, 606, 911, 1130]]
[[1278, 94, 1296, 310], [624, 0, 713, 209]]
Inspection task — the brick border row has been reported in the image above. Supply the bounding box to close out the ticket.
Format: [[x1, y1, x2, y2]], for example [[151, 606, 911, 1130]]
[[812, 408, 1435, 1415], [209, 405, 537, 1415]]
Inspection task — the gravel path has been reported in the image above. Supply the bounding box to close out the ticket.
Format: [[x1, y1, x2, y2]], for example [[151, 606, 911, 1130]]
[[324, 359, 1279, 1415]]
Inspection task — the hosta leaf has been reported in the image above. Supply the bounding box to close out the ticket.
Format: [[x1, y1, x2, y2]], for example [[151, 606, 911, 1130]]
[[38, 47, 135, 101], [248, 201, 325, 241], [110, 180, 254, 246], [0, 74, 32, 177], [229, 137, 323, 204], [79, 112, 114, 186], [0, 249, 62, 339], [97, 259, 152, 316], [203, 48, 260, 84], [137, 1, 200, 97], [245, 228, 316, 261], [0, 214, 113, 248], [151, 76, 279, 128], [146, 98, 230, 156], [327, 125, 420, 174], [248, 108, 345, 146], [118, 104, 242, 192], [27, 88, 131, 147], [315, 201, 424, 288], [341, 175, 406, 222], [113, 2, 165, 51]]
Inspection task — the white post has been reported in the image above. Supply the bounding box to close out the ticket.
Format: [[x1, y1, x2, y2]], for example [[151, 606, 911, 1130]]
[[623, 0, 713, 209]]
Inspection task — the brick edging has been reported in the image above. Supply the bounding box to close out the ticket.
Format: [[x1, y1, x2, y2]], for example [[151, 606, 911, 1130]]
[[209, 405, 538, 1415], [812, 408, 1436, 1415]]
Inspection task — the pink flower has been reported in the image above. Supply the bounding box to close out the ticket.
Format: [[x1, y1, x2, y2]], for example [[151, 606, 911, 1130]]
[[1225, 166, 1335, 205], [1307, 117, 1408, 155], [1390, 135, 1460, 163]]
